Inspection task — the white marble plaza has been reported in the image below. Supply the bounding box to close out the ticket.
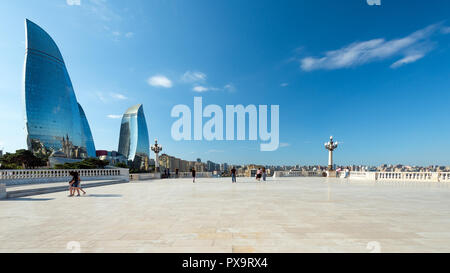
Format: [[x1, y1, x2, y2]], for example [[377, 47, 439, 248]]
[[1, 177, 450, 253]]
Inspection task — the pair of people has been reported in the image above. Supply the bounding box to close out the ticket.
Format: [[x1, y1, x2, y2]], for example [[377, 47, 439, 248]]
[[69, 171, 86, 197], [256, 168, 267, 181]]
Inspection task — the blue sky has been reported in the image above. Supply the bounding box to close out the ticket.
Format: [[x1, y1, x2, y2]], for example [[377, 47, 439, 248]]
[[1, 0, 450, 166]]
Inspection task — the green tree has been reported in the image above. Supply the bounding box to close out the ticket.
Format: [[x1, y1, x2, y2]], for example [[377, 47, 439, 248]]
[[0, 149, 47, 169], [53, 158, 110, 170], [114, 162, 128, 169]]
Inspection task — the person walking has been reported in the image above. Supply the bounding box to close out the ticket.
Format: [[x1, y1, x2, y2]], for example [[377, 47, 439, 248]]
[[69, 171, 86, 197], [262, 167, 267, 181], [256, 168, 262, 181], [231, 167, 237, 183], [191, 168, 196, 183]]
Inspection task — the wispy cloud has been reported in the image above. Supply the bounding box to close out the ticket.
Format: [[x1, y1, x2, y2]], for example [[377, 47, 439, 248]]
[[110, 93, 128, 100], [66, 0, 81, 6], [182, 71, 207, 83], [148, 75, 173, 88], [87, 0, 121, 21], [280, 83, 289, 87], [390, 54, 425, 69], [280, 143, 290, 148], [96, 92, 128, 102], [107, 114, 122, 119], [441, 26, 450, 34], [224, 83, 236, 92], [193, 86, 209, 93], [192, 83, 235, 93], [300, 23, 443, 71]]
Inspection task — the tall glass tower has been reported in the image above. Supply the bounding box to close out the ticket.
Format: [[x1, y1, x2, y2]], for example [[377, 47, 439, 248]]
[[78, 103, 96, 157], [118, 104, 150, 170], [23, 19, 96, 158]]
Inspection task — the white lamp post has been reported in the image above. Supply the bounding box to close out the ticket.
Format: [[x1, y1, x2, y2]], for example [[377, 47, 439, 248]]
[[324, 136, 339, 172], [151, 139, 163, 173]]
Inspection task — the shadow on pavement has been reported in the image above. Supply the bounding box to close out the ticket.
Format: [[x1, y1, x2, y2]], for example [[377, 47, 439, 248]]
[[1, 197, 55, 201], [84, 194, 122, 198]]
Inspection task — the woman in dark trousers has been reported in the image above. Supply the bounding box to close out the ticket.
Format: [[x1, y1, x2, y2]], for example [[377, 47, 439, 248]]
[[191, 168, 196, 183]]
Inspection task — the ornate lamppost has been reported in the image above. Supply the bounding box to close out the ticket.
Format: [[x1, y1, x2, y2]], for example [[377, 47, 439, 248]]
[[151, 139, 163, 173], [324, 136, 339, 176]]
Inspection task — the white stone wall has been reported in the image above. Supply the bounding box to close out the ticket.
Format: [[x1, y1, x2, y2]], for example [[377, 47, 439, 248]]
[[0, 168, 129, 186], [274, 170, 450, 182], [0, 183, 6, 200]]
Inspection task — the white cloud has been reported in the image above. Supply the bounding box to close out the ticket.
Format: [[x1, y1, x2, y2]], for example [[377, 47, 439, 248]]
[[300, 23, 440, 71], [280, 143, 290, 148], [280, 83, 289, 87], [125, 32, 134, 38], [192, 83, 234, 93], [224, 83, 236, 92], [148, 75, 173, 88], [96, 92, 128, 102], [110, 93, 127, 100], [107, 114, 122, 119], [182, 71, 207, 83], [390, 54, 425, 69], [67, 0, 81, 6], [193, 86, 209, 93]]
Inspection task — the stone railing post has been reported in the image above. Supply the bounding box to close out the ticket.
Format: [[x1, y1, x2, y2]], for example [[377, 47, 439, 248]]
[[433, 172, 440, 182], [0, 183, 6, 200]]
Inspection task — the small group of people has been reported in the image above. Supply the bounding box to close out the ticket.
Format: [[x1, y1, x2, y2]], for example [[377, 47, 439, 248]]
[[188, 167, 267, 184], [255, 168, 267, 181], [68, 171, 86, 197]]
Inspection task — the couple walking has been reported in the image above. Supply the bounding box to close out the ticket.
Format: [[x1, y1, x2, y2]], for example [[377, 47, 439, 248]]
[[256, 168, 267, 181], [68, 171, 86, 197]]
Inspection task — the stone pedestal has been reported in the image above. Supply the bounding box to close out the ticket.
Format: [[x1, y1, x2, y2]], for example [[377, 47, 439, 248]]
[[327, 171, 337, 178], [0, 183, 6, 200]]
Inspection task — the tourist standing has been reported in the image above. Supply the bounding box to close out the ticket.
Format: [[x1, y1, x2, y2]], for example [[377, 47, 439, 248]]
[[191, 168, 196, 183], [231, 167, 237, 183], [262, 167, 267, 181]]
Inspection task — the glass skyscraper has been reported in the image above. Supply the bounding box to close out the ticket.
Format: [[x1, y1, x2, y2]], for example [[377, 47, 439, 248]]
[[118, 104, 150, 170], [23, 19, 96, 158]]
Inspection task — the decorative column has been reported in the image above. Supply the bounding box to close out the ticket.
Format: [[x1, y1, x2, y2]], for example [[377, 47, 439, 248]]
[[151, 139, 163, 173], [324, 136, 339, 177]]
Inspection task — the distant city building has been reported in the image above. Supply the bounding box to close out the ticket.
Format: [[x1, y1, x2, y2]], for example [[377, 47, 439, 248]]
[[23, 19, 96, 159], [118, 104, 150, 170], [96, 150, 127, 166], [0, 150, 3, 158]]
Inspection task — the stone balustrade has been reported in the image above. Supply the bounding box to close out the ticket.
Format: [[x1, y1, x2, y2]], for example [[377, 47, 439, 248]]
[[0, 168, 129, 186], [274, 170, 450, 183], [273, 171, 323, 178], [130, 172, 213, 181]]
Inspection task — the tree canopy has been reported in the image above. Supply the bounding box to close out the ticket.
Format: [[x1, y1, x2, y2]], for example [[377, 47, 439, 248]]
[[0, 149, 47, 169]]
